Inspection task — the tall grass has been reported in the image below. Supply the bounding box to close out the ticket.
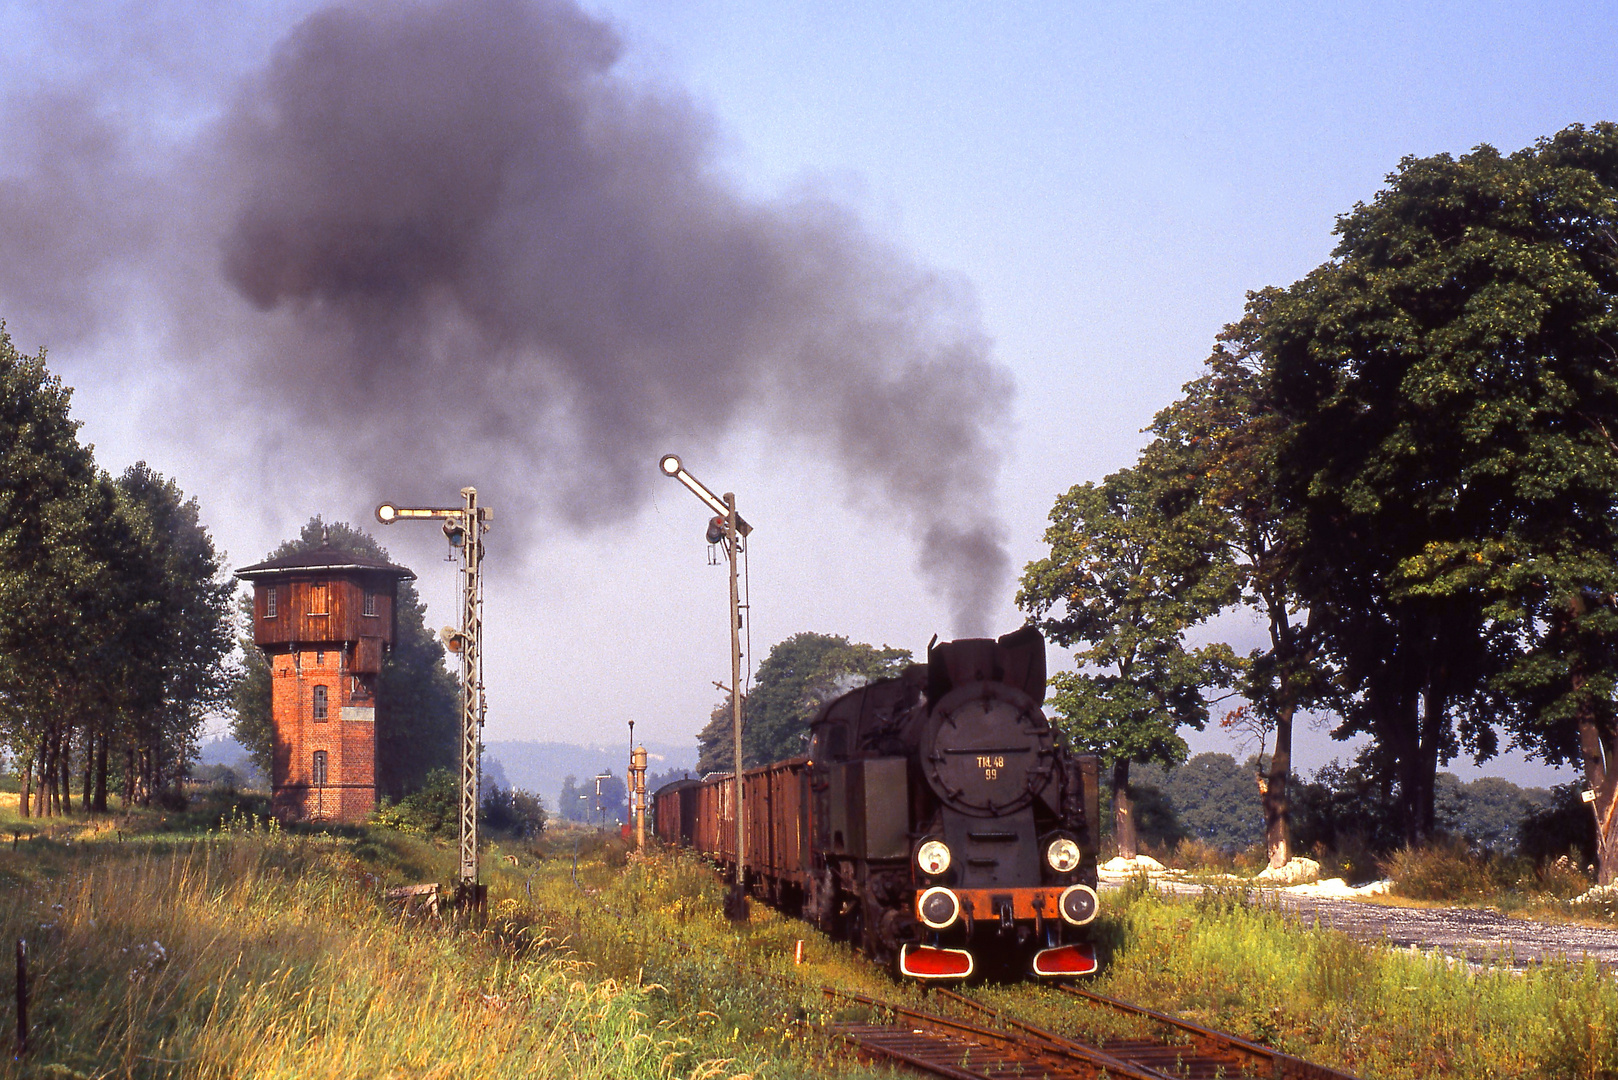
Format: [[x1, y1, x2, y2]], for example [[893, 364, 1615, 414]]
[[0, 819, 887, 1080], [1037, 882, 1618, 1079], [8, 807, 1617, 1079]]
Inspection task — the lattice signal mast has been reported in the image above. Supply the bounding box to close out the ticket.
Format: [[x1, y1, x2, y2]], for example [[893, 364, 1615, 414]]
[[376, 488, 493, 898]]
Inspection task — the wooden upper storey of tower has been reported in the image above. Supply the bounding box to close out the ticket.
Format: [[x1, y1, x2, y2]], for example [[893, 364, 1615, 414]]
[[236, 545, 416, 649]]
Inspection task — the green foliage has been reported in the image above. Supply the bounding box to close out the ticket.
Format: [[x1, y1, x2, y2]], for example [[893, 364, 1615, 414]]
[[1289, 756, 1405, 864], [480, 784, 547, 839], [1518, 784, 1600, 867], [696, 631, 912, 772], [229, 602, 274, 778], [1134, 752, 1266, 852], [1383, 838, 1517, 902], [1252, 124, 1618, 848], [0, 330, 234, 812], [370, 766, 458, 836], [1020, 465, 1239, 770], [1434, 772, 1552, 852]]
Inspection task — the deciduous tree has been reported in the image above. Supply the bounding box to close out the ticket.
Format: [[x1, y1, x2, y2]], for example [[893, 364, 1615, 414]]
[[695, 632, 911, 772], [1019, 464, 1238, 857], [1151, 312, 1329, 866], [1260, 124, 1618, 867]]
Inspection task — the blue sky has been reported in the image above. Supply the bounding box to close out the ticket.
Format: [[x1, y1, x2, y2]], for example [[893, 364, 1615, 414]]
[[2, 0, 1614, 784]]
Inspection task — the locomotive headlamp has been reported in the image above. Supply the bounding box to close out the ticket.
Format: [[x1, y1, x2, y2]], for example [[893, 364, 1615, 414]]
[[1058, 883, 1099, 927], [917, 886, 961, 930], [916, 839, 952, 876], [1046, 837, 1082, 873]]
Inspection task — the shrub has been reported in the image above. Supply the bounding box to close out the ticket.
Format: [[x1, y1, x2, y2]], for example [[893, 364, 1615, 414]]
[[1534, 853, 1594, 899], [1518, 784, 1598, 867], [1382, 838, 1512, 901], [370, 768, 458, 836], [482, 785, 547, 839]]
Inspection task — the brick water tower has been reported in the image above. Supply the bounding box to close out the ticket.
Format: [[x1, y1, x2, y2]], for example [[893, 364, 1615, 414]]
[[236, 543, 415, 822]]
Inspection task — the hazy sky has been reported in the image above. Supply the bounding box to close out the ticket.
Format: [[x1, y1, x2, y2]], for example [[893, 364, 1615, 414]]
[[2, 0, 1613, 784]]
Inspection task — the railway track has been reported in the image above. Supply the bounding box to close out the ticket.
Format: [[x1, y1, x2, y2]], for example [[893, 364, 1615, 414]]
[[822, 983, 1361, 1080]]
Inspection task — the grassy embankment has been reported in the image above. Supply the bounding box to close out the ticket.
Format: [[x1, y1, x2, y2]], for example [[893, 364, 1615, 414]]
[[2, 793, 1617, 1079], [0, 796, 900, 1080]]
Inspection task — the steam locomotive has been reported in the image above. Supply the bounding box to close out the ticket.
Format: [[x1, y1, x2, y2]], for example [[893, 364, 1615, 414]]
[[653, 627, 1102, 980]]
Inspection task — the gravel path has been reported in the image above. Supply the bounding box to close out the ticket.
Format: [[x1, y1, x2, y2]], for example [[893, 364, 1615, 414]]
[[1274, 895, 1618, 970], [1102, 878, 1618, 971]]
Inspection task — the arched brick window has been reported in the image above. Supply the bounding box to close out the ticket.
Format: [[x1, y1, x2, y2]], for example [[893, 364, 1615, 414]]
[[312, 751, 328, 786], [312, 685, 328, 721]]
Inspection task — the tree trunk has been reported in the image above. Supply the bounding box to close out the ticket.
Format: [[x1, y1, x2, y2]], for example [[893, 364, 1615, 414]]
[[18, 748, 33, 820], [81, 729, 92, 814], [93, 734, 109, 813], [1412, 685, 1448, 844], [59, 736, 72, 816], [1390, 692, 1424, 849], [42, 731, 57, 818], [1264, 708, 1294, 868], [124, 746, 136, 809], [33, 747, 46, 817], [1113, 759, 1137, 859], [1577, 709, 1618, 887]]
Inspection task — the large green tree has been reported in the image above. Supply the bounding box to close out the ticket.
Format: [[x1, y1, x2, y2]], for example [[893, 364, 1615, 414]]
[[1019, 463, 1238, 857], [113, 463, 235, 808], [1258, 124, 1618, 866], [0, 326, 103, 815], [1, 330, 233, 814], [230, 518, 459, 798], [1151, 308, 1332, 867], [695, 632, 912, 772]]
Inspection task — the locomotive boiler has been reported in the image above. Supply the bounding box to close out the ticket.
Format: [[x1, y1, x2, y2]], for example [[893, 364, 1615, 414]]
[[654, 627, 1102, 980]]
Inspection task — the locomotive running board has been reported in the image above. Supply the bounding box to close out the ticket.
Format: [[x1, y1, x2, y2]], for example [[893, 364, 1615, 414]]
[[898, 944, 975, 980], [1030, 943, 1098, 977]]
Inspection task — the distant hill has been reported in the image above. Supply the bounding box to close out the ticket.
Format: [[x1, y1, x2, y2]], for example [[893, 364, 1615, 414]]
[[483, 739, 699, 811], [190, 734, 696, 813], [193, 735, 267, 788]]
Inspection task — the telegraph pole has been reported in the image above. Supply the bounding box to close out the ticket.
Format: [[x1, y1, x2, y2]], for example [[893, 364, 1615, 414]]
[[377, 488, 492, 903], [658, 454, 752, 920]]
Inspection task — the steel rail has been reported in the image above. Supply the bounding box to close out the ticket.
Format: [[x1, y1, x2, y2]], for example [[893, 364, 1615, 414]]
[[1053, 984, 1363, 1080], [821, 985, 1173, 1080]]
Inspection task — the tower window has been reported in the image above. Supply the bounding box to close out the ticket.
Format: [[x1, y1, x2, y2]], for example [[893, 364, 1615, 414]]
[[265, 587, 278, 618], [316, 650, 324, 666], [312, 685, 328, 721], [312, 751, 328, 786], [363, 588, 378, 617]]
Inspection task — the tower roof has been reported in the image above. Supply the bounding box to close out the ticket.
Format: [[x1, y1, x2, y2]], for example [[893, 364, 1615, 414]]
[[235, 544, 416, 581]]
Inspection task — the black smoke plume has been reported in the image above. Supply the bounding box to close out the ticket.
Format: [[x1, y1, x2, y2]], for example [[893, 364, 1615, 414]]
[[0, 0, 1013, 632]]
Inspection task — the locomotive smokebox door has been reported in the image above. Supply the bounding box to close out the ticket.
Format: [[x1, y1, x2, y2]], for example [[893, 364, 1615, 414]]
[[920, 683, 1054, 817]]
